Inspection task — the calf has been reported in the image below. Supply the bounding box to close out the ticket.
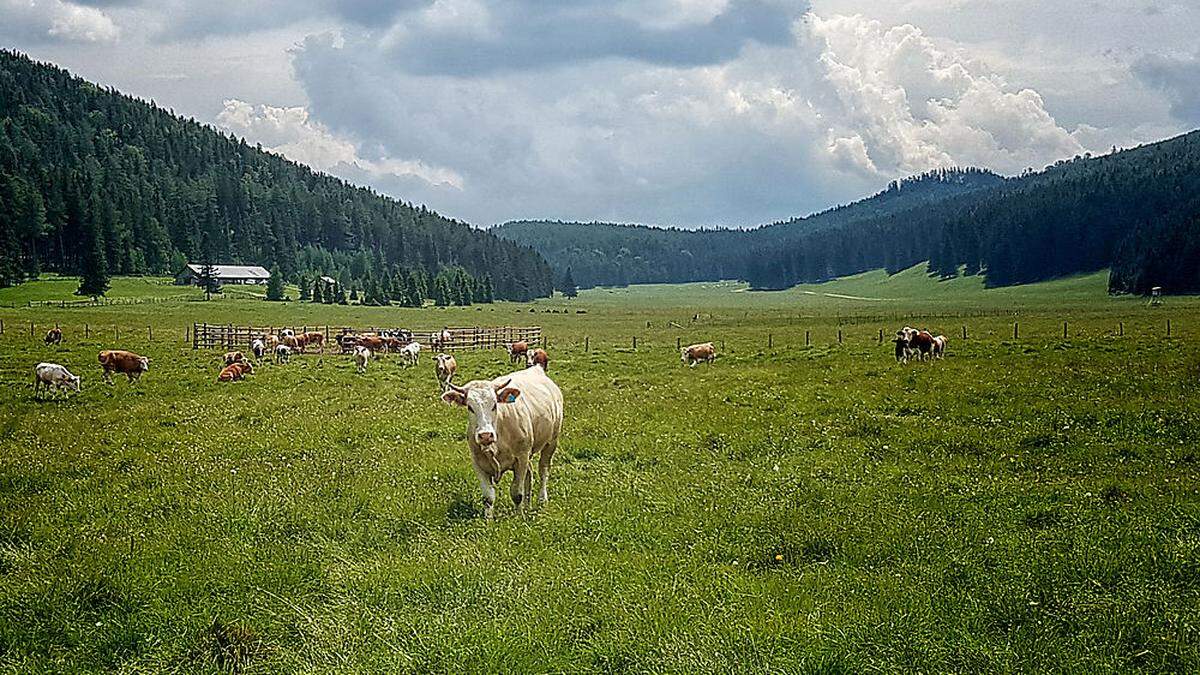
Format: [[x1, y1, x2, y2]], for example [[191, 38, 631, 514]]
[[353, 346, 371, 373], [509, 340, 528, 364], [681, 342, 716, 367], [275, 344, 292, 364], [525, 348, 549, 371], [250, 339, 266, 360], [218, 361, 253, 382], [33, 362, 80, 398], [442, 366, 563, 518], [435, 353, 457, 392], [98, 350, 149, 384], [223, 351, 246, 366], [400, 341, 422, 366], [44, 327, 63, 346]]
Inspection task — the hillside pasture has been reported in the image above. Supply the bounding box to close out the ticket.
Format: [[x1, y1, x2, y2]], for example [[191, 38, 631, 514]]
[[0, 273, 1197, 672]]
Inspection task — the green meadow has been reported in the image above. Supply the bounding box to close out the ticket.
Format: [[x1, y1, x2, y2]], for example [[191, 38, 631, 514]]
[[0, 268, 1198, 672]]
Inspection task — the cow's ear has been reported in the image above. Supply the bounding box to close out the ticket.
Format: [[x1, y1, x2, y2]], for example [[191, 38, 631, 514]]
[[442, 390, 467, 407], [497, 387, 521, 403]]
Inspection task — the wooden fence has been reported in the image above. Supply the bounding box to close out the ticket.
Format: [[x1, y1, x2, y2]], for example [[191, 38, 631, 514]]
[[191, 323, 541, 352]]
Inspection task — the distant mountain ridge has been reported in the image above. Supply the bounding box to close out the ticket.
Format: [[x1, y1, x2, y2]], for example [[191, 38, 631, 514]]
[[496, 140, 1200, 295]]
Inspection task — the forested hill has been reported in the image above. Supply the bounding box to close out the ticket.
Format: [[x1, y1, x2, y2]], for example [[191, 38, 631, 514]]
[[0, 50, 553, 301], [498, 139, 1200, 295], [495, 167, 1005, 290]]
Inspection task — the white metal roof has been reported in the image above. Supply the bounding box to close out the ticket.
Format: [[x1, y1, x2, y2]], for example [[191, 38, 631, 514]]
[[184, 264, 271, 280]]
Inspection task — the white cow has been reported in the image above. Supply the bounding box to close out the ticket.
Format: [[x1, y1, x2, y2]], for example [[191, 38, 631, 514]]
[[442, 366, 563, 518], [34, 362, 81, 398], [353, 346, 371, 373], [400, 341, 422, 367], [274, 344, 292, 364], [251, 338, 266, 360]]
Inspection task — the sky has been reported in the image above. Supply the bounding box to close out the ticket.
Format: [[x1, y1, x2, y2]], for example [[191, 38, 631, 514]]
[[3, 0, 1198, 228]]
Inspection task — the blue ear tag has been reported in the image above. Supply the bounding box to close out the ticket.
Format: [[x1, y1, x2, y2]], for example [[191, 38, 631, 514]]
[[506, 393, 516, 403]]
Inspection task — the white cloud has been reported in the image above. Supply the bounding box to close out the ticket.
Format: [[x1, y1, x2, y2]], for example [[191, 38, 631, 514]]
[[0, 0, 120, 43], [215, 99, 464, 189]]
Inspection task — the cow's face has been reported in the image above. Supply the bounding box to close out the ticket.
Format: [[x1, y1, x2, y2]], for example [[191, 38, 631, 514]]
[[70, 375, 81, 391], [680, 349, 689, 363], [139, 357, 150, 372], [442, 380, 522, 446]]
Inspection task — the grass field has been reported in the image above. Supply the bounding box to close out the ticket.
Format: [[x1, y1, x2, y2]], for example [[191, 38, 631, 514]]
[[1, 268, 1198, 672]]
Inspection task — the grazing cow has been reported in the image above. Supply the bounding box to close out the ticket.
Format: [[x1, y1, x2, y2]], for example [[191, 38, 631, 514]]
[[526, 348, 549, 371], [435, 353, 457, 392], [353, 346, 371, 373], [509, 340, 529, 365], [218, 361, 253, 382], [681, 342, 717, 367], [33, 362, 80, 398], [44, 327, 63, 346], [400, 341, 422, 366], [302, 332, 325, 351], [98, 349, 149, 383], [275, 344, 292, 364], [932, 335, 948, 359], [294, 334, 309, 353], [223, 351, 246, 366], [282, 335, 300, 353], [251, 339, 266, 360], [442, 366, 563, 518], [265, 335, 280, 351]]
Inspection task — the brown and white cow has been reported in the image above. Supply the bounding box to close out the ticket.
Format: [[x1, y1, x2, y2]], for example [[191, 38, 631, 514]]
[[218, 361, 253, 382], [264, 334, 280, 351], [356, 335, 386, 353], [282, 335, 301, 353], [509, 340, 528, 364], [910, 329, 936, 361], [294, 334, 310, 353], [442, 366, 563, 518], [932, 335, 948, 359], [44, 327, 63, 346], [34, 362, 80, 398], [301, 332, 325, 352], [223, 351, 246, 366], [435, 353, 457, 392], [98, 349, 149, 383], [525, 348, 549, 371], [681, 342, 716, 367]]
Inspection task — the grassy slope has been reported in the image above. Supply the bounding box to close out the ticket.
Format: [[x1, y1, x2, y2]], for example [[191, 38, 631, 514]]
[[0, 272, 1197, 671]]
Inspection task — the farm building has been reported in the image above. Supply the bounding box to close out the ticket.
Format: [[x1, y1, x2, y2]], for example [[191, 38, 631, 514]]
[[175, 264, 271, 286]]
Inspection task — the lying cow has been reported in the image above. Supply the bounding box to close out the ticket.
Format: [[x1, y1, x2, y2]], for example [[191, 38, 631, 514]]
[[435, 353, 457, 392], [681, 342, 716, 367], [353, 346, 371, 373], [442, 366, 563, 518], [275, 344, 292, 364], [98, 349, 149, 384], [509, 340, 528, 364], [44, 327, 63, 346], [525, 348, 549, 371], [218, 361, 253, 382], [400, 341, 422, 366], [223, 351, 246, 366], [33, 362, 80, 398]]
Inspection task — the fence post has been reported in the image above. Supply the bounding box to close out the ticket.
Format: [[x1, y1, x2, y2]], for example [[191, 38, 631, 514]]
[[721, 339, 726, 352], [85, 324, 89, 339], [632, 336, 637, 350], [805, 330, 810, 346], [1119, 321, 1123, 337], [0, 318, 4, 334], [838, 329, 843, 344], [1167, 318, 1172, 337], [962, 325, 967, 340], [769, 333, 773, 349], [1013, 322, 1019, 339], [148, 326, 153, 341], [31, 321, 34, 338], [115, 326, 119, 341], [585, 336, 589, 352], [1063, 321, 1068, 339], [676, 337, 681, 350], [878, 328, 883, 344]]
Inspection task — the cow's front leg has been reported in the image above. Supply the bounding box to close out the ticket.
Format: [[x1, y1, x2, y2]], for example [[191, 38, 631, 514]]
[[473, 463, 496, 519]]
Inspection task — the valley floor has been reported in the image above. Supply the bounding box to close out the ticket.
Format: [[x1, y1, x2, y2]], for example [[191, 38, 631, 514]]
[[0, 273, 1197, 671]]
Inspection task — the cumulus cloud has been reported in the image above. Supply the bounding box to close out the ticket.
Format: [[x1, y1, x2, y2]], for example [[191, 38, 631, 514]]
[[809, 14, 1082, 176], [1133, 51, 1200, 125], [0, 0, 120, 43], [215, 99, 463, 189]]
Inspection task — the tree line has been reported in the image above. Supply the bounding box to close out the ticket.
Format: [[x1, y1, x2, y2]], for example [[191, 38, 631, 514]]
[[498, 141, 1200, 295], [0, 50, 554, 301]]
